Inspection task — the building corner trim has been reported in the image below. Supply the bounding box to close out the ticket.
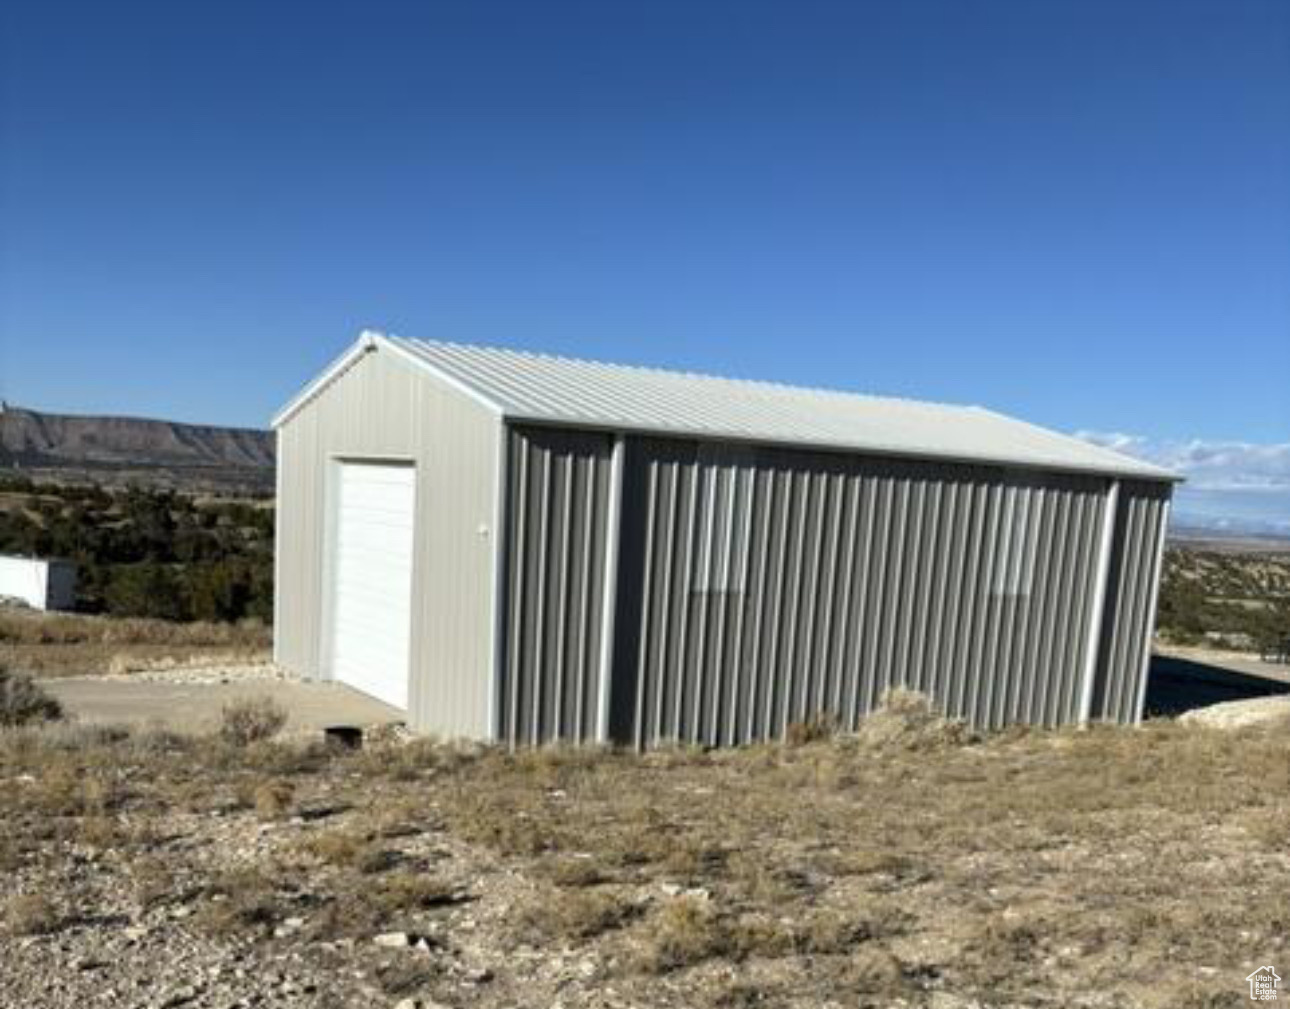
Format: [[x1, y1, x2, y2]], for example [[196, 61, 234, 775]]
[[595, 436, 626, 744], [487, 423, 509, 743], [1132, 498, 1171, 724], [272, 428, 284, 667], [1078, 479, 1120, 725]]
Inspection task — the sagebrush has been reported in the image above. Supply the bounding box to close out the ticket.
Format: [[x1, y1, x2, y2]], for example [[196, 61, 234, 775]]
[[0, 663, 62, 727]]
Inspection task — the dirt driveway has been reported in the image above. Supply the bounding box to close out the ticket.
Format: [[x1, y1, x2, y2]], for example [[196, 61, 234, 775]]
[[39, 677, 404, 735]]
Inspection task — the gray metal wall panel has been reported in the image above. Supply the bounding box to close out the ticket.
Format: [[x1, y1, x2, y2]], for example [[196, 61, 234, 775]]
[[615, 439, 1116, 745], [274, 347, 500, 738], [499, 426, 613, 745], [1090, 481, 1170, 723]]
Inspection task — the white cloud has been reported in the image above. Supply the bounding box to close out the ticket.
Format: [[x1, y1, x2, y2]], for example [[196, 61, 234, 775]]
[[1074, 431, 1290, 534], [1074, 431, 1290, 493]]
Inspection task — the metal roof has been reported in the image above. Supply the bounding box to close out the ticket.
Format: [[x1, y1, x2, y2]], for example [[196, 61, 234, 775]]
[[275, 332, 1180, 482]]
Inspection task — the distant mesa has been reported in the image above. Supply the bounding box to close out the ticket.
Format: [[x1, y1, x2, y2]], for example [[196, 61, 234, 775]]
[[0, 404, 274, 493]]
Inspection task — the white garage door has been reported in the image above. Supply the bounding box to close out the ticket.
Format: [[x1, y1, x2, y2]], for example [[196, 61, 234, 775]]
[[329, 462, 416, 708]]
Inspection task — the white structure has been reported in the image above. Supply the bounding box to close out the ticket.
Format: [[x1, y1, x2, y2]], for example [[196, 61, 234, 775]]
[[0, 556, 77, 611]]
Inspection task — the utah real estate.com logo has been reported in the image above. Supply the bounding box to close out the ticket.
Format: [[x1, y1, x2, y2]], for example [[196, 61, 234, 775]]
[[1247, 966, 1281, 1001]]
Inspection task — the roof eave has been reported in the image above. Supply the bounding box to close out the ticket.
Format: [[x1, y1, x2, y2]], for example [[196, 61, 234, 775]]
[[498, 413, 1184, 484]]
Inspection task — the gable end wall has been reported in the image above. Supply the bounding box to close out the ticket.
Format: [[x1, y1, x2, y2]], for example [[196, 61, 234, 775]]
[[275, 347, 500, 738]]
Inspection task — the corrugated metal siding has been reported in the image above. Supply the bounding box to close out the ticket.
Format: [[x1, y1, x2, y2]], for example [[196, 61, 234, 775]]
[[275, 346, 500, 738], [498, 426, 614, 745], [1090, 480, 1171, 723], [609, 438, 1114, 746]]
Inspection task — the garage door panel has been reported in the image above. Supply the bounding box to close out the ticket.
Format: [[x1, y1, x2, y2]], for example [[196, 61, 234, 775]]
[[339, 496, 414, 518], [336, 553, 412, 572], [338, 533, 416, 555], [329, 462, 416, 709]]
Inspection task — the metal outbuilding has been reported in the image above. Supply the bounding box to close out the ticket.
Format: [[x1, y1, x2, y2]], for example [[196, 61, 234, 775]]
[[273, 331, 1179, 745], [0, 555, 77, 612]]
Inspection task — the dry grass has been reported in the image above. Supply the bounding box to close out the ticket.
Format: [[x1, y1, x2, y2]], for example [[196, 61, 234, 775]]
[[3, 698, 1290, 1006], [0, 608, 270, 678], [194, 867, 285, 937], [514, 886, 641, 944], [219, 695, 288, 746], [295, 827, 393, 873], [631, 896, 731, 972], [250, 778, 295, 819], [3, 893, 60, 937]]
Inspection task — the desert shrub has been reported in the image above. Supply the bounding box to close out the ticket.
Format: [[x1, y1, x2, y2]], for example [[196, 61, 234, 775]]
[[514, 887, 638, 943], [195, 869, 282, 937], [373, 959, 439, 997], [369, 872, 461, 913], [632, 896, 730, 973], [856, 689, 970, 750], [785, 713, 837, 746], [3, 893, 59, 936], [793, 904, 907, 953], [219, 696, 287, 746], [77, 815, 125, 850], [295, 828, 395, 874], [131, 858, 180, 909], [252, 779, 295, 820], [295, 869, 462, 943], [544, 857, 611, 888], [28, 764, 87, 816], [449, 793, 569, 856], [0, 664, 63, 727]]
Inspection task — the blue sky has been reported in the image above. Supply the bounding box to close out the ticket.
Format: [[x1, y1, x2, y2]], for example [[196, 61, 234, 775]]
[[1, 1, 1287, 527]]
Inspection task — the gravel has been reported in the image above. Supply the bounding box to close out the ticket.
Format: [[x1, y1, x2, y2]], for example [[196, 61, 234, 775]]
[[100, 663, 289, 685]]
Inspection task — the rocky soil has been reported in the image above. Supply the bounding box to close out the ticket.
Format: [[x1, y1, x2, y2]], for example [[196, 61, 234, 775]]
[[3, 702, 1290, 1008], [1, 800, 554, 1009]]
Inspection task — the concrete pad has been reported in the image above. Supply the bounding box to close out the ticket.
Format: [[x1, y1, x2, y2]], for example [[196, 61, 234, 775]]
[[39, 677, 404, 735]]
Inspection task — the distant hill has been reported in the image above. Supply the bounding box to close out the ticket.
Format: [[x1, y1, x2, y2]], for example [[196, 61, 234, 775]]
[[1169, 518, 1290, 555], [0, 403, 274, 493]]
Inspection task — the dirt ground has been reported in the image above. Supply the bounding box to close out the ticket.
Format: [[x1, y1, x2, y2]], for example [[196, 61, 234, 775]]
[[2, 695, 1289, 1009]]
